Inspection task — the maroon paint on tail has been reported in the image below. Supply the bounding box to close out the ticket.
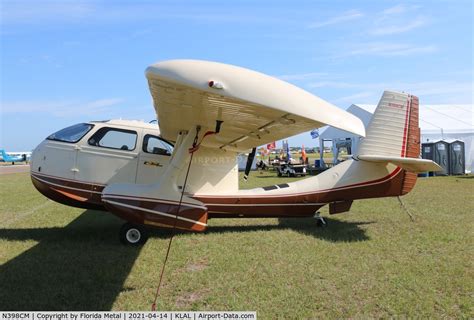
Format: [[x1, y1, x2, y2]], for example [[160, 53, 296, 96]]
[[400, 95, 420, 195]]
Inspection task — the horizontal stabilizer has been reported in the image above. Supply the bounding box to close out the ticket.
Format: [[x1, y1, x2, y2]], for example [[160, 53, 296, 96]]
[[357, 155, 442, 173]]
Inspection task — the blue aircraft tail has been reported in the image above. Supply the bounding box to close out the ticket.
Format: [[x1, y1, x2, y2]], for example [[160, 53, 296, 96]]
[[0, 149, 7, 161], [0, 149, 13, 162]]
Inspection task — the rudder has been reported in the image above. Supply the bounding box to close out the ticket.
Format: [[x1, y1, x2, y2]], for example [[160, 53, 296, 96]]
[[401, 95, 420, 194], [358, 91, 420, 195]]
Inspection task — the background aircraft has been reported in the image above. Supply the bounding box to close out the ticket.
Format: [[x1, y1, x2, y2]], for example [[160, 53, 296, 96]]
[[0, 149, 32, 164]]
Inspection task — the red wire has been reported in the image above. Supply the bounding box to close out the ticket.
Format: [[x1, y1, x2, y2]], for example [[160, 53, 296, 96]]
[[188, 131, 216, 153]]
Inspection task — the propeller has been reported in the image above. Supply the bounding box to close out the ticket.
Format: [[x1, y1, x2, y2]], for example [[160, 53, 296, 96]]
[[243, 147, 257, 181]]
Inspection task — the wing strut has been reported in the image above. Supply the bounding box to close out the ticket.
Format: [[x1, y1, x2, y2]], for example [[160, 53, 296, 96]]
[[243, 148, 257, 181]]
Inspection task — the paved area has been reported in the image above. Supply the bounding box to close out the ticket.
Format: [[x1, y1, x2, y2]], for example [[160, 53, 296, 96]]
[[0, 164, 30, 175]]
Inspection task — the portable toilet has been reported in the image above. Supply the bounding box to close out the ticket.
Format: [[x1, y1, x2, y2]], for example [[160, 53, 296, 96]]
[[421, 142, 436, 175], [421, 142, 435, 161], [449, 140, 465, 175], [433, 140, 450, 175], [423, 141, 450, 175]]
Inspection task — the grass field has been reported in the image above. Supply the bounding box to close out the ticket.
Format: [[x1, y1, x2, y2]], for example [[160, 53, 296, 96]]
[[0, 171, 473, 318]]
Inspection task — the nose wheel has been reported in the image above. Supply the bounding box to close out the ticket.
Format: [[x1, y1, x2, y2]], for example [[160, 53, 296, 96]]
[[119, 222, 148, 245]]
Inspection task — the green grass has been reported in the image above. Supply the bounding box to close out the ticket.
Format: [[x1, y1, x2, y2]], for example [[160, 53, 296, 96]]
[[0, 172, 473, 318]]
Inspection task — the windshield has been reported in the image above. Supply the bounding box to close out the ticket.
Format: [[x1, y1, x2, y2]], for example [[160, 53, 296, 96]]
[[47, 123, 94, 143]]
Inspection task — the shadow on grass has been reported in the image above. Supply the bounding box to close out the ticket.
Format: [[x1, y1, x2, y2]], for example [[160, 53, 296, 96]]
[[0, 211, 371, 310], [146, 217, 372, 242], [202, 217, 372, 242], [0, 210, 142, 311], [455, 175, 474, 179]]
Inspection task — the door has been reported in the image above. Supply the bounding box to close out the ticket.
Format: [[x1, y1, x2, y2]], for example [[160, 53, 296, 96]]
[[136, 134, 173, 184], [434, 142, 449, 175], [422, 144, 434, 161], [76, 127, 139, 185], [41, 141, 77, 179], [450, 142, 464, 175]]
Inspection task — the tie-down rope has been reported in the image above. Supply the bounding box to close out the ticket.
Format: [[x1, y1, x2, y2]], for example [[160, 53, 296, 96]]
[[151, 126, 217, 310]]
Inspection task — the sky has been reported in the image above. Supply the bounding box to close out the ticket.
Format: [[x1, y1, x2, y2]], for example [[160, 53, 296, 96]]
[[1, 0, 473, 151]]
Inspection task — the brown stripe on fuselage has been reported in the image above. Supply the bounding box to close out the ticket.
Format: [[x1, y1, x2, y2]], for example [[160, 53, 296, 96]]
[[102, 196, 207, 222], [102, 197, 207, 232], [31, 173, 106, 210], [197, 167, 406, 218]]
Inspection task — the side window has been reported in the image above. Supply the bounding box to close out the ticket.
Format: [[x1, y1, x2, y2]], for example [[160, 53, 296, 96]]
[[88, 127, 137, 151], [143, 135, 174, 156]]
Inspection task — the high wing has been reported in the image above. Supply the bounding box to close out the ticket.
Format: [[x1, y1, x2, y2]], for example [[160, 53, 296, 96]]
[[146, 60, 365, 152]]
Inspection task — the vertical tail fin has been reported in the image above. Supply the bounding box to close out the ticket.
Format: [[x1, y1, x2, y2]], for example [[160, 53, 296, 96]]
[[357, 91, 421, 195], [0, 149, 8, 161], [358, 91, 419, 158]]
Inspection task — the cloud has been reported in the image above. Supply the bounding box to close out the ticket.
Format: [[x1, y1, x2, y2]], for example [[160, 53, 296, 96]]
[[370, 16, 427, 35], [345, 42, 437, 56], [309, 80, 471, 93], [308, 81, 355, 89], [1, 98, 125, 117], [308, 10, 364, 28], [308, 80, 473, 104], [1, 1, 96, 24], [369, 5, 427, 36], [1, 1, 292, 26], [277, 72, 329, 81], [356, 104, 473, 131], [333, 91, 374, 104], [381, 4, 416, 15]]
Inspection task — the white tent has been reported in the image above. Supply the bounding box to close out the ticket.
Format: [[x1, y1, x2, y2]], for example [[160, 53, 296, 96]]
[[318, 104, 372, 166], [237, 153, 257, 171], [319, 104, 474, 172]]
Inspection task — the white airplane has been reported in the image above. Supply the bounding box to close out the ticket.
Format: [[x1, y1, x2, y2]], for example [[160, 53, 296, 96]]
[[30, 60, 441, 245]]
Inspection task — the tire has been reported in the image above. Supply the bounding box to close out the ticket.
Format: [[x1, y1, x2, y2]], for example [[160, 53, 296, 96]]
[[119, 222, 148, 245]]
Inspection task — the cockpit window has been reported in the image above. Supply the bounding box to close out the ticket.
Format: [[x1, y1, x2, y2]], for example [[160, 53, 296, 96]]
[[143, 134, 174, 156], [47, 123, 94, 143], [88, 127, 137, 151]]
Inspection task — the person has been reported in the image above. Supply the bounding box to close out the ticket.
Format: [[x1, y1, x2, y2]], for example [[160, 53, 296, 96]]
[[256, 159, 268, 173]]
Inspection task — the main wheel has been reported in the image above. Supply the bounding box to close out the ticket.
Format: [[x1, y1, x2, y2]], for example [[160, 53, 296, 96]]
[[119, 222, 148, 245]]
